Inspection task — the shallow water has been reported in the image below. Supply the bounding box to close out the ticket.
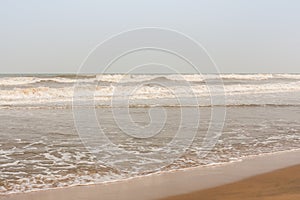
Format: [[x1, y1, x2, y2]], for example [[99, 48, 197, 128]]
[[0, 74, 300, 194]]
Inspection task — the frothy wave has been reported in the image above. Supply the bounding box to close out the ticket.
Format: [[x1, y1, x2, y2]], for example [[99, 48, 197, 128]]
[[0, 76, 96, 86], [1, 74, 300, 86], [0, 74, 300, 107]]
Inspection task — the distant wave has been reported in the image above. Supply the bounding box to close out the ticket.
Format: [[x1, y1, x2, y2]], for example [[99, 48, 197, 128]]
[[1, 84, 300, 106], [0, 76, 97, 86], [95, 74, 300, 83], [1, 74, 300, 86], [0, 74, 300, 107]]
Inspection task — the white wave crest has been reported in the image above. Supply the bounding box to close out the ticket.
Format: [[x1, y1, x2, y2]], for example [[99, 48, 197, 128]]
[[0, 79, 300, 106]]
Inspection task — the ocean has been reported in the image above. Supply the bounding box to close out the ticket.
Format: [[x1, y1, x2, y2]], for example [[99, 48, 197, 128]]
[[0, 74, 300, 194]]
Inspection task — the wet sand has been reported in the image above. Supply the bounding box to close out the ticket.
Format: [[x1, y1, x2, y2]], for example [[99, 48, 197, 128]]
[[1, 150, 300, 200], [161, 164, 300, 200]]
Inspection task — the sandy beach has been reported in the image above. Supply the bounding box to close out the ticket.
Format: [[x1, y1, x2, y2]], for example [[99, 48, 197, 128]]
[[1, 149, 300, 200], [162, 164, 300, 200]]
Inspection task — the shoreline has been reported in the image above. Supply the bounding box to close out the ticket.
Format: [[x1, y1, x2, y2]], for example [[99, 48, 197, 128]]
[[1, 149, 300, 200]]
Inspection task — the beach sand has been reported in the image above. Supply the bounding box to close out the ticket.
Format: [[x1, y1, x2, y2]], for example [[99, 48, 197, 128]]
[[1, 150, 300, 200], [161, 164, 300, 200]]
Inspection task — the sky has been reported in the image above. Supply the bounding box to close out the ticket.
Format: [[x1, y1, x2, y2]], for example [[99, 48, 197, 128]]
[[0, 0, 300, 73]]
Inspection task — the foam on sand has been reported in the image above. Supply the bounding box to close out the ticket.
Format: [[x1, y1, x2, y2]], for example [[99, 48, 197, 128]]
[[2, 149, 300, 200]]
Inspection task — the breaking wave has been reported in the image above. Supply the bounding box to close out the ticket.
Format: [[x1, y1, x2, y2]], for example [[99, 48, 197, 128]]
[[0, 74, 300, 107]]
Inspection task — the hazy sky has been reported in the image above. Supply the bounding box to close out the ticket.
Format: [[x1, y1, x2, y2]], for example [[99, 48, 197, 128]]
[[1, 0, 300, 73]]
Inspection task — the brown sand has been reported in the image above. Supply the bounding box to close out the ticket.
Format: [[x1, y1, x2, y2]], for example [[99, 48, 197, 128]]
[[161, 164, 300, 200]]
